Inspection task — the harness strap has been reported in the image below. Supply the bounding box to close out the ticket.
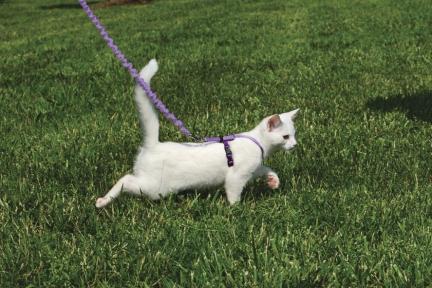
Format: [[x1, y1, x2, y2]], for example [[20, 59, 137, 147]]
[[205, 134, 264, 167], [235, 135, 265, 160]]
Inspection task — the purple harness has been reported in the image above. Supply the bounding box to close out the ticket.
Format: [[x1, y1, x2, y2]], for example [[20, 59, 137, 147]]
[[205, 135, 264, 167]]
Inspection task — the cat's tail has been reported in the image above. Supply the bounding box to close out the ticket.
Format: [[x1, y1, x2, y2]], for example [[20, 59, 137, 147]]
[[135, 59, 160, 147]]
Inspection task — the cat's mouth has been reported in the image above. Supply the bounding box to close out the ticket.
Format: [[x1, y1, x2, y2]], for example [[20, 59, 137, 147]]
[[285, 146, 297, 152]]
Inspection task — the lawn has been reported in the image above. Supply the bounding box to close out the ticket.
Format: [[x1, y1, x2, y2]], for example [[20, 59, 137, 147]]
[[1, 0, 431, 286]]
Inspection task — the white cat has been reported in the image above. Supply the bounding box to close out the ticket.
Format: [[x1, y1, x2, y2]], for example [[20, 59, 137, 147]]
[[96, 59, 299, 208]]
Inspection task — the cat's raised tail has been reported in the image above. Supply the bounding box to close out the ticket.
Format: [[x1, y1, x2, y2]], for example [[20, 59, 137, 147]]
[[135, 59, 160, 147]]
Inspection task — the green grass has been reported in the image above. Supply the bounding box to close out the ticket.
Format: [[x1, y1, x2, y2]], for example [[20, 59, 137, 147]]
[[1, 0, 432, 286]]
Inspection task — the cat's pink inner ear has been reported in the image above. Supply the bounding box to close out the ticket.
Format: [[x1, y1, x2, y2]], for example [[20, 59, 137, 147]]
[[268, 115, 282, 131]]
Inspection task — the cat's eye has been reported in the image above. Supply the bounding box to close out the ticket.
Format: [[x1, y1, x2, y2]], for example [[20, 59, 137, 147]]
[[283, 135, 290, 140]]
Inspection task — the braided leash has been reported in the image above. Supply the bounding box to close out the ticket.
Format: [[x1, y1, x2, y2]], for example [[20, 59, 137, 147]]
[[78, 0, 194, 139], [78, 0, 266, 165]]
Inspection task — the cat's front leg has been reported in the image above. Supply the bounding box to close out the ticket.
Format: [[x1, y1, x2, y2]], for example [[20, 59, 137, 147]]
[[224, 172, 251, 205], [254, 166, 280, 189], [266, 171, 280, 189]]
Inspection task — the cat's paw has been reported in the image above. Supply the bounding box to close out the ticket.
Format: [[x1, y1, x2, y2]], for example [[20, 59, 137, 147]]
[[95, 197, 111, 208], [267, 174, 280, 189]]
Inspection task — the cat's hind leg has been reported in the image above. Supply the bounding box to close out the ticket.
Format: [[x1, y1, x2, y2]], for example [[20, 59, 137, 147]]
[[96, 174, 154, 208]]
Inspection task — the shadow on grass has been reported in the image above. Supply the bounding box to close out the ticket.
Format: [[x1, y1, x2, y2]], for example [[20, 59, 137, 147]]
[[367, 91, 432, 123], [40, 1, 99, 10], [174, 182, 275, 204]]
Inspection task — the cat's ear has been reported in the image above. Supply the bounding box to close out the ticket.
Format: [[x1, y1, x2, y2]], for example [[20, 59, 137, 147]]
[[267, 114, 282, 131], [280, 109, 300, 122], [289, 108, 300, 120]]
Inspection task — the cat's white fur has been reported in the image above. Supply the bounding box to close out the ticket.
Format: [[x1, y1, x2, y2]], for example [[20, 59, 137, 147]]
[[96, 59, 299, 208]]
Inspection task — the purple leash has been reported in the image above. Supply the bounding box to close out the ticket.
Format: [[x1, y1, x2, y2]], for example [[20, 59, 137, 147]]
[[78, 0, 266, 167], [78, 0, 193, 139]]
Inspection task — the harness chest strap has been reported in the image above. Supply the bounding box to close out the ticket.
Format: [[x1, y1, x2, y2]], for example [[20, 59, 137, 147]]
[[205, 134, 264, 167]]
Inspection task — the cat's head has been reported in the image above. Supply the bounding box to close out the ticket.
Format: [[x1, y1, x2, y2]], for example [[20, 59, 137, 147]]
[[262, 109, 299, 151]]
